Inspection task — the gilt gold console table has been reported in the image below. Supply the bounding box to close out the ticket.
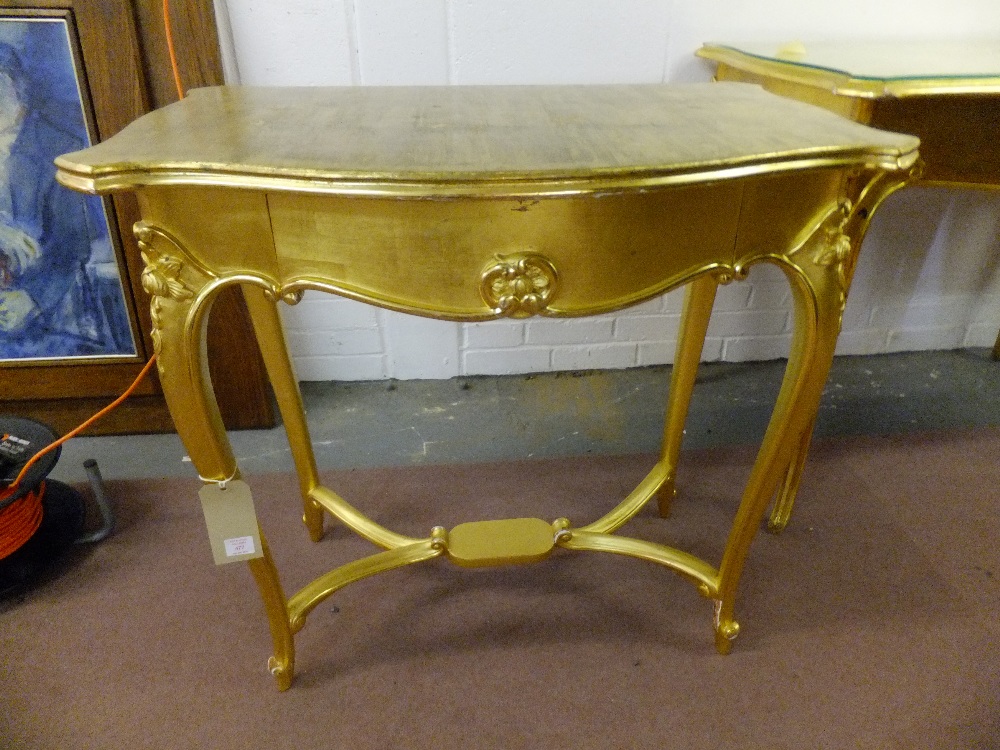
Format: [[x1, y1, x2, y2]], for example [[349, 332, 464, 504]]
[[698, 41, 1000, 357], [55, 83, 919, 690]]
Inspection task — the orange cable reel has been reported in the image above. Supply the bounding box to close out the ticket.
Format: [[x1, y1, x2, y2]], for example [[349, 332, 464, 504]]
[[0, 355, 156, 589]]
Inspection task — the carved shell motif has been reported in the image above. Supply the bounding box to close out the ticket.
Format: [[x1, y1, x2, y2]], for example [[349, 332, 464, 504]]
[[480, 253, 558, 318]]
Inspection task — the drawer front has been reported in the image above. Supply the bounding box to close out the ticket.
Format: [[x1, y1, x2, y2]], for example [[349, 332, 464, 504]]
[[267, 183, 743, 320]]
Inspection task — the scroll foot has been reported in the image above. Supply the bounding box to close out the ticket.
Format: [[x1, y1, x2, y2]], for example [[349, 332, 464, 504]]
[[268, 655, 294, 691], [713, 599, 740, 654], [766, 508, 791, 534], [248, 537, 296, 690], [714, 619, 740, 655]]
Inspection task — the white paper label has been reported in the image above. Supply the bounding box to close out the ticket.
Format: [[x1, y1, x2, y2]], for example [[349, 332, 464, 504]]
[[224, 536, 256, 557]]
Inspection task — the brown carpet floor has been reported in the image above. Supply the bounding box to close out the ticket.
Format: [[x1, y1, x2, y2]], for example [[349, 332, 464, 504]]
[[3, 428, 998, 749]]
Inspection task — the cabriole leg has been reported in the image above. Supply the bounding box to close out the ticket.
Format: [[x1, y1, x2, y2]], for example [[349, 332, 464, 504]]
[[758, 170, 913, 532], [138, 222, 237, 483], [713, 206, 851, 650], [658, 274, 719, 517], [137, 223, 296, 688], [241, 285, 325, 542]]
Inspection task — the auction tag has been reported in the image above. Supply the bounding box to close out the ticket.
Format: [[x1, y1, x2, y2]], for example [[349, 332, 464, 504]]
[[198, 479, 264, 565]]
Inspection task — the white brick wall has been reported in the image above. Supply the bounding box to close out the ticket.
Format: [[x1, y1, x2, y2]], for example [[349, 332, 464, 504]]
[[220, 0, 1000, 380], [279, 294, 387, 380]]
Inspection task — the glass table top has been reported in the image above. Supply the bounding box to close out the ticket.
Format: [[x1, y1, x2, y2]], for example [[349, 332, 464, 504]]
[[699, 41, 1000, 96], [707, 40, 1000, 81]]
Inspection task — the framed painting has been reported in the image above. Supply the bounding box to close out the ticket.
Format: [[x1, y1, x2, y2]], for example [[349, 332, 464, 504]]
[[0, 0, 273, 435], [0, 8, 139, 363]]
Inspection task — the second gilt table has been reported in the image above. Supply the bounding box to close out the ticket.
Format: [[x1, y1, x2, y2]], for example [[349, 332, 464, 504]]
[[698, 40, 1000, 357], [55, 82, 919, 689]]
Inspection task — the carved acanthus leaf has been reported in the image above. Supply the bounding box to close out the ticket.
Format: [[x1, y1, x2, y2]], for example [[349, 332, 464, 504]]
[[135, 223, 195, 302], [812, 201, 854, 309], [141, 261, 193, 301]]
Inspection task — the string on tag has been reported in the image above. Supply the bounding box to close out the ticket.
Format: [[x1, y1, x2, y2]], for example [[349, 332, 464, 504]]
[[198, 468, 238, 491]]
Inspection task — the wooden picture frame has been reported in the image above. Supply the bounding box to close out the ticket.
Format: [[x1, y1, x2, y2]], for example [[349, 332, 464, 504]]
[[0, 0, 274, 434]]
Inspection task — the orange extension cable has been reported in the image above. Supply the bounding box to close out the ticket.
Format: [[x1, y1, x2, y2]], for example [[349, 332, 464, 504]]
[[0, 484, 44, 560], [0, 355, 158, 559], [163, 0, 186, 99]]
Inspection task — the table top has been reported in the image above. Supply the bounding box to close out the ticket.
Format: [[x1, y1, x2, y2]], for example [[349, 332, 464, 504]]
[[698, 41, 1000, 97], [55, 82, 917, 199]]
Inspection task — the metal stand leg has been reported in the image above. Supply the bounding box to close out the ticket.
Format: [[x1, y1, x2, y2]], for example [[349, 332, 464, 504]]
[[75, 459, 114, 544]]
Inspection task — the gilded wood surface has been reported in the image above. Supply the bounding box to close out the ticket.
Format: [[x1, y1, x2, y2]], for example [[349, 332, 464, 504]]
[[54, 82, 921, 688], [265, 183, 744, 319], [56, 82, 916, 197]]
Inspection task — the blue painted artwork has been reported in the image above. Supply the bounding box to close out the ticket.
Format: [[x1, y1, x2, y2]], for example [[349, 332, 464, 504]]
[[0, 17, 136, 362]]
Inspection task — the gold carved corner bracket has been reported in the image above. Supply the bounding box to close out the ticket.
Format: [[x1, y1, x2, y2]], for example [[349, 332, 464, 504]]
[[135, 222, 203, 355], [480, 253, 558, 318], [735, 194, 879, 336], [136, 224, 195, 302], [812, 162, 921, 314], [811, 199, 855, 313], [135, 222, 298, 357], [766, 198, 860, 323]]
